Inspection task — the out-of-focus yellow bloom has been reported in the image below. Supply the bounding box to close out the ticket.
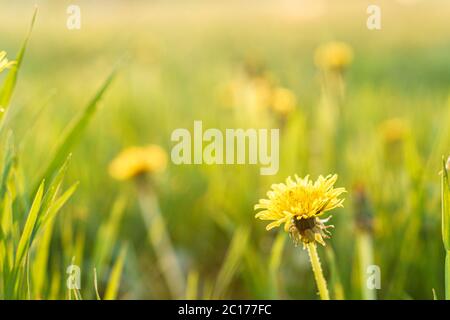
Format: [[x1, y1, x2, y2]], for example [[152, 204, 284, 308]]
[[271, 87, 296, 116], [314, 42, 353, 72], [0, 51, 16, 73], [109, 145, 168, 180], [255, 174, 346, 247], [379, 118, 409, 144], [250, 76, 273, 111], [446, 156, 450, 171], [219, 76, 271, 110]]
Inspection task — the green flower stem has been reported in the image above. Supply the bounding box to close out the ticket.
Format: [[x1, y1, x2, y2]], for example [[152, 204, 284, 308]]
[[307, 242, 330, 300], [442, 157, 450, 299], [357, 231, 376, 300], [137, 180, 185, 299], [446, 251, 450, 300]]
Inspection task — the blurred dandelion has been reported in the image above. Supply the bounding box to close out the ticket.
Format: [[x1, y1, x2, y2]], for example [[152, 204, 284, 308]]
[[0, 51, 16, 73], [314, 41, 353, 102], [379, 118, 409, 145], [271, 87, 297, 117], [379, 118, 409, 166], [110, 145, 185, 298], [314, 42, 353, 73], [108, 145, 167, 180], [255, 174, 346, 299], [220, 65, 298, 130]]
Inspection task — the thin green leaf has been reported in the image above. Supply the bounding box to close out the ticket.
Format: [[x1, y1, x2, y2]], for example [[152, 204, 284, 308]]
[[0, 132, 16, 200], [40, 181, 79, 230], [35, 154, 74, 231], [31, 218, 54, 299], [185, 270, 199, 300], [104, 245, 127, 300], [15, 181, 44, 268], [212, 227, 250, 299], [442, 156, 450, 250], [94, 268, 101, 300], [0, 7, 37, 118], [34, 67, 118, 192]]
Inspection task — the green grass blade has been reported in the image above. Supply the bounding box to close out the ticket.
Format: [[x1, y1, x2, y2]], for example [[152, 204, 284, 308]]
[[0, 7, 37, 119], [326, 245, 345, 300], [104, 245, 127, 300], [212, 227, 250, 299], [40, 181, 78, 230], [93, 195, 127, 275], [442, 156, 450, 300], [31, 218, 54, 299], [0, 132, 16, 200], [15, 180, 44, 268], [34, 68, 118, 192], [34, 154, 71, 225], [269, 231, 285, 275], [185, 270, 199, 300], [268, 231, 286, 298], [94, 268, 101, 300]]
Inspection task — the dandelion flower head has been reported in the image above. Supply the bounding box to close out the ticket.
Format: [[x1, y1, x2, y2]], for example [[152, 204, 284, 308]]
[[255, 174, 346, 247]]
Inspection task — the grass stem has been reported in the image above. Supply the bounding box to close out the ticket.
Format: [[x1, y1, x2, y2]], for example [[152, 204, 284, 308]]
[[357, 231, 376, 300], [137, 181, 185, 299]]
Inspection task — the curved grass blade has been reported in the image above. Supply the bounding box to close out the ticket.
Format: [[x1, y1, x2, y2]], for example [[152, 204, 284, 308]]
[[34, 67, 118, 194], [0, 7, 37, 121], [211, 227, 249, 299], [0, 131, 16, 200], [104, 245, 127, 300], [442, 156, 450, 299], [15, 181, 44, 268]]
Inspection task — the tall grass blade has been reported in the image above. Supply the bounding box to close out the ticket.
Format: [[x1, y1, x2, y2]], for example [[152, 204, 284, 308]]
[[442, 156, 450, 300], [15, 181, 44, 268], [0, 132, 16, 199], [186, 270, 199, 300], [104, 245, 127, 300], [0, 7, 37, 120], [34, 67, 118, 192], [211, 227, 249, 299], [325, 245, 345, 300]]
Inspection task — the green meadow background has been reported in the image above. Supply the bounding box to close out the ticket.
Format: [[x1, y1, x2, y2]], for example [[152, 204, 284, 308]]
[[1, 0, 450, 299]]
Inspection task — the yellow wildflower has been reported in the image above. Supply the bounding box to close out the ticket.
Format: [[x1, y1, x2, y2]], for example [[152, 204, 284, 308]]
[[0, 51, 16, 73], [109, 145, 168, 181], [271, 87, 296, 116], [314, 42, 353, 72], [255, 174, 346, 247]]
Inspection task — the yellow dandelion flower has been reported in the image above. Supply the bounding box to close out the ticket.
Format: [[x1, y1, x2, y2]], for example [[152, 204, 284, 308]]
[[0, 51, 16, 73], [109, 145, 168, 181], [255, 174, 346, 247], [314, 42, 353, 72], [271, 87, 297, 116], [447, 156, 450, 171]]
